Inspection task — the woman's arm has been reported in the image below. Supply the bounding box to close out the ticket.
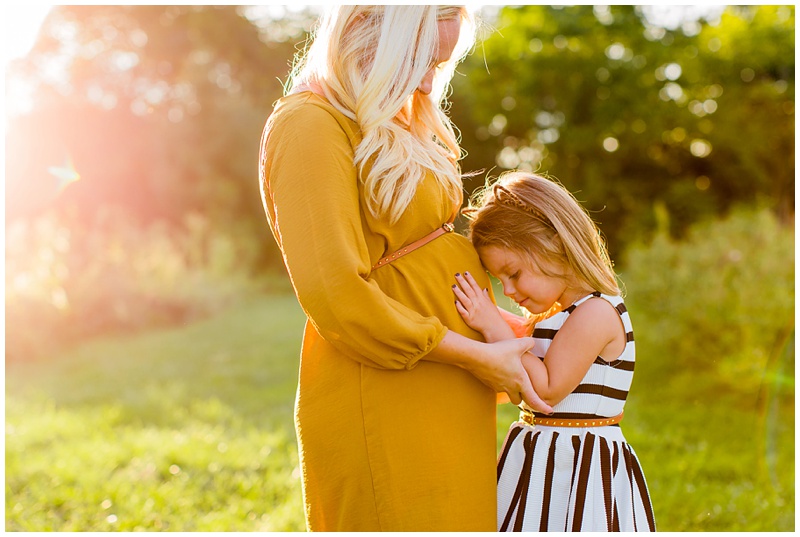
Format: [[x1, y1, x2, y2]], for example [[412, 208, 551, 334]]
[[262, 100, 450, 371], [425, 330, 552, 412]]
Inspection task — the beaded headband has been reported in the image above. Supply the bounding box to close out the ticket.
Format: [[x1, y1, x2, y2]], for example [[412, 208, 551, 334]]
[[492, 184, 554, 228]]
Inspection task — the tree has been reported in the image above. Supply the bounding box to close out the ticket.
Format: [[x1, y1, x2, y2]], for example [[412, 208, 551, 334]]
[[5, 5, 314, 244], [450, 5, 794, 255]]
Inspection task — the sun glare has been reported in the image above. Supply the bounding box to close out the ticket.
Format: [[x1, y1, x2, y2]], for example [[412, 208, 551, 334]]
[[3, 5, 53, 131], [2, 5, 52, 65]]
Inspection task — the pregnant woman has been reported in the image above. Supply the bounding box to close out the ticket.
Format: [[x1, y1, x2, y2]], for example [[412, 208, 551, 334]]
[[259, 5, 550, 531]]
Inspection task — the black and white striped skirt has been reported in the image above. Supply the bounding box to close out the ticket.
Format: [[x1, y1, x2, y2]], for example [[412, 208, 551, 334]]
[[497, 422, 656, 532]]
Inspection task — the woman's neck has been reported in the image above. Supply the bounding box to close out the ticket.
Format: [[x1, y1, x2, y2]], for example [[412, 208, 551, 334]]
[[291, 80, 325, 97]]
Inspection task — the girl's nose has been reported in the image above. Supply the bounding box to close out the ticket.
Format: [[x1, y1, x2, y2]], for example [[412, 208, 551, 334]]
[[503, 283, 515, 298]]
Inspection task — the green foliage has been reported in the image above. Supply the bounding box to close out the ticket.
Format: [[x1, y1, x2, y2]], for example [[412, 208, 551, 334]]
[[451, 5, 794, 255], [5, 5, 309, 266], [5, 5, 793, 276], [616, 207, 795, 530], [621, 206, 794, 391], [6, 295, 307, 531]]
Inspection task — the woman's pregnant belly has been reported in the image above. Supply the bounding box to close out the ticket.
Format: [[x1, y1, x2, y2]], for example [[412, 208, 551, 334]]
[[370, 232, 493, 339]]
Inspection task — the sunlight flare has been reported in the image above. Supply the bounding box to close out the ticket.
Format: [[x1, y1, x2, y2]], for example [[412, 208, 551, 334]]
[[48, 157, 81, 191]]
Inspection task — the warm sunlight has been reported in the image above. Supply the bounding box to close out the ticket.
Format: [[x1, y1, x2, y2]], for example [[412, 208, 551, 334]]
[[2, 5, 52, 66], [3, 5, 53, 129], [3, 5, 794, 533]]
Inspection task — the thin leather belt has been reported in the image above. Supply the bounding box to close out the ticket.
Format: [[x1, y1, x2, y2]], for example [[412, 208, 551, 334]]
[[371, 220, 455, 271], [520, 409, 624, 428]]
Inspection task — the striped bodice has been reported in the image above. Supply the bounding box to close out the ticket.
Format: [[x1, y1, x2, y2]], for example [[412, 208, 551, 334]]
[[522, 292, 635, 420]]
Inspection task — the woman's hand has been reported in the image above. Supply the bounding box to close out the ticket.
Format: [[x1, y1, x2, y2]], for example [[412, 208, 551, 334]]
[[453, 271, 512, 342], [469, 337, 553, 413], [425, 325, 553, 413]]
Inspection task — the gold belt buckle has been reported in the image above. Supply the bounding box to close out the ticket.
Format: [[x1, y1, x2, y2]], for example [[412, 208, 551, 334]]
[[520, 409, 535, 426]]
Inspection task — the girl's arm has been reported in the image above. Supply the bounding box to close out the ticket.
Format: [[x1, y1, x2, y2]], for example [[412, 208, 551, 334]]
[[452, 272, 526, 406], [497, 307, 531, 338], [453, 272, 624, 408], [522, 298, 625, 406]]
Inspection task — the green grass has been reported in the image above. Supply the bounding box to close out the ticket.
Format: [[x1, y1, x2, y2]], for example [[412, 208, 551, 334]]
[[6, 294, 306, 531], [6, 292, 795, 531]]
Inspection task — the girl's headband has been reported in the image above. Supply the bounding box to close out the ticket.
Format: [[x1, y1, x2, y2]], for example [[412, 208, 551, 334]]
[[492, 184, 554, 229]]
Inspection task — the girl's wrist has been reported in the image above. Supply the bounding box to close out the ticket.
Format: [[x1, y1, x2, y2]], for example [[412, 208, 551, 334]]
[[479, 327, 502, 343], [481, 321, 517, 343]]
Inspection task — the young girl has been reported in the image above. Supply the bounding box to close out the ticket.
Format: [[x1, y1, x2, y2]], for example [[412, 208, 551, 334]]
[[452, 171, 656, 532]]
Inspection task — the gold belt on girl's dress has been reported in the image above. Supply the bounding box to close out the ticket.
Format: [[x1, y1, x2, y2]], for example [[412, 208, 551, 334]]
[[371, 220, 455, 271], [520, 409, 624, 428]]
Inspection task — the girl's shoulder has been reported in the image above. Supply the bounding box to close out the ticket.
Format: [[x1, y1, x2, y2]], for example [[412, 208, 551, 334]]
[[569, 292, 627, 317], [533, 293, 627, 333], [563, 292, 629, 340], [571, 291, 622, 307]]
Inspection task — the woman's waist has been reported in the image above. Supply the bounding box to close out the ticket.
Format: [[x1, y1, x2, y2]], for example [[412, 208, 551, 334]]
[[370, 232, 484, 278], [369, 234, 489, 339], [370, 238, 487, 297]]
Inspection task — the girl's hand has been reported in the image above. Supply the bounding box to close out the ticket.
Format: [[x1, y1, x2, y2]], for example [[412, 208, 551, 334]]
[[453, 271, 510, 341]]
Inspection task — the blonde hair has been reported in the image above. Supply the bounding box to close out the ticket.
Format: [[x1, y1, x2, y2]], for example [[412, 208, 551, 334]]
[[466, 172, 621, 299], [287, 6, 476, 223]]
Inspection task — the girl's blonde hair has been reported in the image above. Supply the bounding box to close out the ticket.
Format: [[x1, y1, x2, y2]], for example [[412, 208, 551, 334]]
[[467, 172, 621, 299], [287, 5, 476, 223]]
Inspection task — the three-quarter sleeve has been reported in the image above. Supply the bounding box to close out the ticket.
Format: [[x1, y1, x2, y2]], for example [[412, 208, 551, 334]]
[[260, 100, 447, 370]]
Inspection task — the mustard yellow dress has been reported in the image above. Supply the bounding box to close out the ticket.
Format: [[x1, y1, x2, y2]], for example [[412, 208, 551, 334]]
[[259, 92, 496, 531]]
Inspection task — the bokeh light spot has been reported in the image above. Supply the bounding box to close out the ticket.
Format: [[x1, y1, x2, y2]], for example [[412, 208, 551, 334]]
[[695, 175, 711, 190], [690, 139, 712, 158], [664, 63, 682, 80], [603, 137, 619, 152]]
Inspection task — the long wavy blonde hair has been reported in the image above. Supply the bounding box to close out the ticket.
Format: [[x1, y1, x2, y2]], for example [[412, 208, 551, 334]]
[[287, 5, 477, 223]]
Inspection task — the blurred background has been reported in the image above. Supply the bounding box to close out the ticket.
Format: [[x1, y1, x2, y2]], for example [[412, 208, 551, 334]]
[[4, 5, 794, 531]]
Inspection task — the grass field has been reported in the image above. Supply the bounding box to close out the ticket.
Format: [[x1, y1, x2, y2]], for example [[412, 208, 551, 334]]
[[6, 292, 795, 531], [6, 295, 305, 531]]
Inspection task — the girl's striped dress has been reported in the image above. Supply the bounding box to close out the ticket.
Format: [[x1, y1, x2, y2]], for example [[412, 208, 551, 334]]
[[497, 292, 656, 532]]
